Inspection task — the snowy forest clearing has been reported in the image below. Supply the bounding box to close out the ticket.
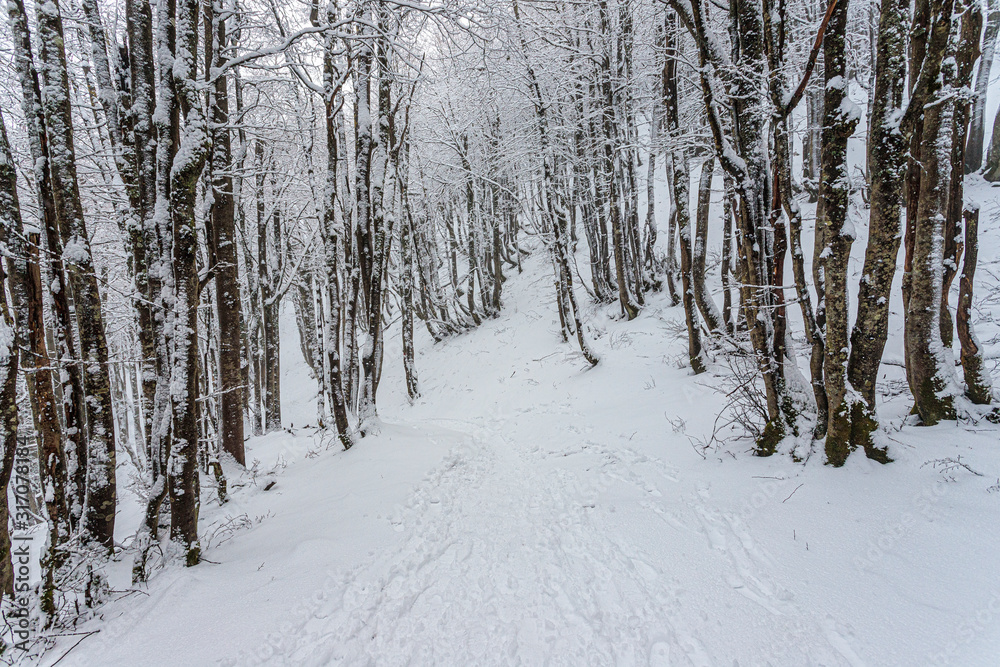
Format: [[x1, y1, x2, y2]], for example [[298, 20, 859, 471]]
[[56, 227, 1000, 666]]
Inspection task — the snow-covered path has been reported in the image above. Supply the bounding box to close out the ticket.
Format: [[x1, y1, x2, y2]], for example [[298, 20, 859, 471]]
[[244, 414, 715, 666], [61, 234, 1000, 666]]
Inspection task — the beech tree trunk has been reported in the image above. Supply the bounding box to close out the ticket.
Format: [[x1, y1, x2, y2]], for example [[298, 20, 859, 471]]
[[986, 103, 1000, 181], [354, 6, 378, 426], [664, 13, 704, 374], [9, 0, 88, 542], [599, 0, 640, 320], [957, 207, 992, 404], [126, 0, 159, 455], [966, 0, 999, 174], [0, 110, 29, 603], [905, 0, 959, 425], [36, 0, 117, 549], [693, 157, 723, 334], [820, 0, 862, 465], [4, 8, 71, 585], [317, 0, 352, 448], [0, 234, 16, 605], [400, 141, 421, 403], [846, 0, 909, 457], [941, 1, 981, 350], [207, 0, 247, 465], [168, 0, 210, 565]]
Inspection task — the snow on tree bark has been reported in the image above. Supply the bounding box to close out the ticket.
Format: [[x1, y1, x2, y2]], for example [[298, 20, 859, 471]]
[[34, 0, 117, 549], [0, 107, 70, 614], [904, 0, 960, 426], [819, 0, 863, 465], [846, 0, 910, 457], [0, 109, 28, 604], [693, 157, 723, 334], [168, 0, 210, 565], [966, 0, 999, 174], [206, 0, 247, 465]]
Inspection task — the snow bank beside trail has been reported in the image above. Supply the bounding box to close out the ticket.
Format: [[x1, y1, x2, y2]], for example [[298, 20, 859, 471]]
[[57, 194, 1000, 666]]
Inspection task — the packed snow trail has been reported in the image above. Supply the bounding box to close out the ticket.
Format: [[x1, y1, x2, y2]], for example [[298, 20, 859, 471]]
[[234, 416, 713, 666], [60, 235, 1000, 666], [227, 399, 872, 666]]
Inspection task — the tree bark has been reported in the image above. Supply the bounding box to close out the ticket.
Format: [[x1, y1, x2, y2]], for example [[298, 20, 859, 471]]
[[207, 0, 247, 465], [126, 0, 159, 456], [846, 0, 909, 457], [985, 102, 1000, 181], [957, 207, 992, 404], [819, 0, 862, 465], [693, 157, 724, 334], [36, 0, 117, 549], [0, 223, 17, 603], [599, 0, 640, 320], [8, 0, 88, 541], [168, 0, 210, 566], [317, 0, 353, 448], [905, 0, 960, 425], [966, 0, 999, 173], [0, 109, 33, 603], [400, 141, 421, 403]]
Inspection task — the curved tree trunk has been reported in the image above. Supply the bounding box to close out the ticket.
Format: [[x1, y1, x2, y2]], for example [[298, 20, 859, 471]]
[[957, 207, 993, 404]]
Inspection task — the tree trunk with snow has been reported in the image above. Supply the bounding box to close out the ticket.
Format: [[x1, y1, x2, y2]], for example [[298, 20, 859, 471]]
[[0, 110, 28, 603], [318, 0, 353, 448], [207, 0, 247, 465], [941, 0, 981, 350], [985, 103, 1000, 181], [168, 0, 210, 566], [126, 0, 159, 453], [904, 0, 959, 425], [957, 206, 992, 404], [966, 0, 999, 174], [820, 0, 862, 465], [693, 157, 723, 334], [8, 0, 88, 545], [599, 0, 640, 320], [400, 150, 421, 403], [3, 14, 71, 592], [664, 16, 704, 374], [35, 0, 117, 549], [0, 237, 16, 606], [846, 0, 910, 456], [354, 5, 378, 427]]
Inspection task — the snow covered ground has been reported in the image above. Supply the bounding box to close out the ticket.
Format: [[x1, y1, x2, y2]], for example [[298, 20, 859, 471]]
[[50, 179, 1000, 666]]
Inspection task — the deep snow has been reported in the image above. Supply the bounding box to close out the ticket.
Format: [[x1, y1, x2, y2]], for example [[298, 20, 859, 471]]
[[46, 175, 1000, 665]]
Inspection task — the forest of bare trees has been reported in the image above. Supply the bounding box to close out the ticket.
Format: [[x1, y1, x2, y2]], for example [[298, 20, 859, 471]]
[[0, 0, 997, 645]]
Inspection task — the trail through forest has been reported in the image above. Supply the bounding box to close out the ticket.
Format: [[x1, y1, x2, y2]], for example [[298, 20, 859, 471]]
[[57, 231, 1000, 666], [4, 0, 1000, 661]]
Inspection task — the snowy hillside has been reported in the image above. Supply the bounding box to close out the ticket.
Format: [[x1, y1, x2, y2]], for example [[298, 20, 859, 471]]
[[51, 208, 1000, 666]]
